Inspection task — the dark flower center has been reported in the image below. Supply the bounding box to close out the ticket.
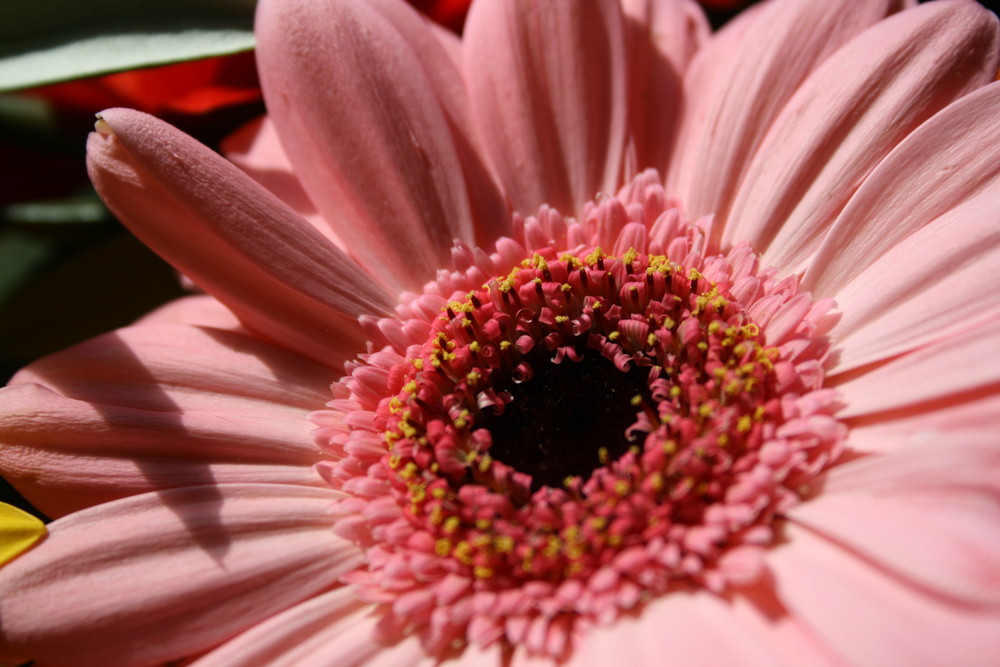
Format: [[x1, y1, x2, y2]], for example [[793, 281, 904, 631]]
[[481, 347, 649, 492]]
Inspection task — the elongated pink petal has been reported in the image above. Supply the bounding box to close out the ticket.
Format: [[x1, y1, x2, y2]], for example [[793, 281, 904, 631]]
[[256, 0, 488, 293], [135, 294, 244, 330], [825, 189, 1000, 372], [790, 442, 1000, 606], [0, 485, 362, 667], [465, 0, 627, 215], [0, 382, 325, 517], [834, 313, 1000, 418], [667, 0, 901, 226], [847, 391, 1000, 455], [0, 324, 332, 516], [805, 80, 1000, 297], [191, 587, 431, 667], [723, 0, 1000, 267], [87, 108, 393, 368], [620, 0, 708, 176], [769, 523, 1000, 667], [11, 323, 332, 411], [221, 117, 337, 246], [572, 589, 821, 667]]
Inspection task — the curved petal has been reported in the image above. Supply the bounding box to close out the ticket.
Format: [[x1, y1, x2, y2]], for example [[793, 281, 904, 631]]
[[0, 484, 362, 667], [464, 0, 628, 216], [825, 189, 1000, 372], [256, 0, 485, 293], [790, 442, 1000, 607], [833, 312, 1000, 419], [87, 108, 393, 368], [221, 117, 337, 246], [191, 587, 430, 667], [0, 324, 331, 517], [572, 588, 829, 667], [723, 0, 1000, 267], [769, 523, 1000, 667], [805, 80, 1000, 297], [846, 390, 1000, 455], [620, 0, 709, 176], [667, 0, 903, 227], [135, 294, 245, 330]]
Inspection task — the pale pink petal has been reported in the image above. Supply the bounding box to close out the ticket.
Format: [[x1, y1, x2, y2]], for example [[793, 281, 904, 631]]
[[847, 391, 1000, 455], [0, 324, 331, 516], [834, 313, 1000, 418], [723, 0, 1000, 267], [805, 80, 1000, 297], [666, 0, 902, 225], [221, 117, 337, 246], [0, 484, 362, 667], [790, 442, 1000, 606], [135, 294, 244, 330], [464, 0, 628, 215], [0, 382, 325, 518], [620, 0, 709, 176], [191, 587, 431, 667], [769, 523, 1000, 667], [825, 189, 1000, 372], [87, 108, 393, 368], [571, 589, 810, 667], [11, 323, 332, 411], [255, 0, 489, 293]]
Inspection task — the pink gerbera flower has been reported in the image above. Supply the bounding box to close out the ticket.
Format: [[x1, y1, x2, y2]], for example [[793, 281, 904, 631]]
[[3, 0, 1000, 665]]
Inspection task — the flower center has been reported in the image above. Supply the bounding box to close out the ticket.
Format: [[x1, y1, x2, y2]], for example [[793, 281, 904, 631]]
[[480, 346, 648, 493], [316, 172, 845, 658]]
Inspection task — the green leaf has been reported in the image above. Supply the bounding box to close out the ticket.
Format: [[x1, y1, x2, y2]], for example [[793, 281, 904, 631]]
[[0, 0, 258, 92]]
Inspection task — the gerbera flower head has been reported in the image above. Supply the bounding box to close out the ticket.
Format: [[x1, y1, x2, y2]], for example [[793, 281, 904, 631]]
[[2, 0, 1000, 665]]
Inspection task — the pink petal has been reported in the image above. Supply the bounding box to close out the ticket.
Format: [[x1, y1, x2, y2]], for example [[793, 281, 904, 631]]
[[87, 108, 393, 368], [12, 323, 332, 411], [805, 80, 1000, 297], [0, 484, 362, 667], [191, 587, 430, 667], [769, 523, 1000, 667], [134, 294, 244, 330], [255, 0, 490, 293], [571, 589, 813, 667], [847, 390, 1000, 455], [620, 0, 708, 176], [723, 0, 1000, 268], [790, 442, 1000, 606], [826, 188, 1000, 372], [221, 117, 337, 246], [0, 324, 331, 516], [464, 0, 628, 216], [834, 313, 1000, 418], [668, 0, 901, 228]]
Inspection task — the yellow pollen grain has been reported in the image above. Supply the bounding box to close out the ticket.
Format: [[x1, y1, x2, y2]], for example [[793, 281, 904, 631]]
[[630, 394, 643, 407], [622, 247, 638, 265], [647, 332, 657, 348], [717, 433, 730, 447], [663, 440, 677, 454], [689, 268, 703, 281], [500, 340, 512, 350], [454, 541, 473, 564], [696, 341, 708, 351], [555, 315, 570, 323], [432, 487, 447, 499], [435, 539, 452, 556], [614, 480, 630, 496], [590, 516, 608, 531], [754, 405, 767, 421], [698, 403, 715, 419], [478, 454, 493, 473], [443, 516, 461, 534], [670, 386, 682, 399], [737, 415, 753, 432], [598, 447, 609, 464], [649, 472, 664, 492], [608, 331, 620, 341], [410, 358, 423, 370], [560, 283, 572, 292], [474, 566, 494, 579], [608, 534, 623, 547], [469, 341, 481, 354], [475, 518, 490, 530], [495, 535, 514, 553]]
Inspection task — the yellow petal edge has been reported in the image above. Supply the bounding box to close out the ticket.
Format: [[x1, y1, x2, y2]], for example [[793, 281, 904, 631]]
[[0, 501, 46, 566]]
